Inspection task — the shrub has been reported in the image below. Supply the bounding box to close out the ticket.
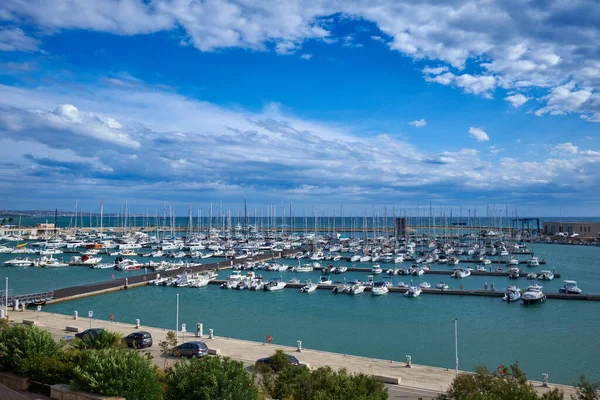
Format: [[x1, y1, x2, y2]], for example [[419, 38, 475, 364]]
[[273, 365, 388, 400], [71, 347, 163, 400], [164, 356, 258, 400], [0, 324, 64, 375], [573, 375, 600, 400], [435, 362, 564, 400], [71, 329, 124, 350]]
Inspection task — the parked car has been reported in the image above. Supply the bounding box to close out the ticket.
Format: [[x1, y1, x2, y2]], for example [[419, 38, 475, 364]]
[[255, 353, 300, 371], [172, 341, 209, 358], [124, 331, 153, 349], [74, 328, 104, 340]]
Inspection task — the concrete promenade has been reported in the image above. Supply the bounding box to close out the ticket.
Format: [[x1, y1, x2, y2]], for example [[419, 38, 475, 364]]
[[12, 309, 577, 400]]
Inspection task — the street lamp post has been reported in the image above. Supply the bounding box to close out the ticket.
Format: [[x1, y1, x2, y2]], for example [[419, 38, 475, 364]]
[[176, 293, 179, 343], [4, 277, 8, 319], [454, 318, 459, 377]]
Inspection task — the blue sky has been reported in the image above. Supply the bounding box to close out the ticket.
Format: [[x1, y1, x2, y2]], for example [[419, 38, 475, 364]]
[[0, 0, 599, 216]]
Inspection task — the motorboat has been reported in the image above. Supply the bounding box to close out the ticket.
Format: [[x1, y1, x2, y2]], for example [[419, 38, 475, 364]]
[[387, 267, 398, 275], [508, 267, 520, 280], [292, 262, 314, 273], [349, 282, 365, 295], [371, 264, 383, 274], [114, 259, 142, 271], [265, 278, 286, 291], [350, 254, 361, 263], [394, 255, 404, 264], [69, 255, 102, 266], [411, 267, 425, 276], [3, 257, 35, 267], [451, 268, 471, 278], [419, 282, 431, 289], [332, 282, 349, 293], [558, 280, 582, 294], [396, 281, 408, 288], [527, 256, 540, 267], [435, 282, 449, 290], [527, 273, 537, 280], [289, 277, 300, 284], [405, 286, 422, 297], [331, 266, 347, 274], [521, 284, 546, 305], [447, 256, 460, 266], [371, 281, 389, 296], [476, 265, 487, 272], [300, 280, 318, 293], [502, 286, 521, 302], [482, 258, 492, 265], [319, 276, 332, 285], [538, 270, 554, 281], [41, 259, 69, 268], [360, 255, 371, 263]]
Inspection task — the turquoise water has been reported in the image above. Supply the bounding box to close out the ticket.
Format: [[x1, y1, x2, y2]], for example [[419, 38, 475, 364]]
[[2, 244, 600, 385]]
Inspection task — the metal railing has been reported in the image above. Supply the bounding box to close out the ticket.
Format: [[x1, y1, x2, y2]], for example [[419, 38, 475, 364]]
[[0, 290, 54, 307]]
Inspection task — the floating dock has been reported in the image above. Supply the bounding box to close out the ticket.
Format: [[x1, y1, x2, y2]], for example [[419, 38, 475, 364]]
[[315, 266, 560, 278], [209, 280, 600, 301]]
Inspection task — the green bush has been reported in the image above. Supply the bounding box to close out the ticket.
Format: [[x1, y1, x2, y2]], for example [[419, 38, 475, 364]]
[[0, 324, 64, 375], [71, 348, 163, 400], [71, 329, 124, 350], [273, 365, 388, 400], [435, 362, 564, 400], [164, 356, 258, 400], [573, 375, 600, 400]]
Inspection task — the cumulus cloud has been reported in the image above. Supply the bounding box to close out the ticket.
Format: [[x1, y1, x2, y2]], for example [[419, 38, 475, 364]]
[[505, 94, 530, 108], [535, 82, 593, 117], [3, 0, 600, 118], [409, 119, 427, 128], [0, 27, 39, 51], [468, 127, 489, 142], [300, 53, 312, 60], [551, 142, 579, 156]]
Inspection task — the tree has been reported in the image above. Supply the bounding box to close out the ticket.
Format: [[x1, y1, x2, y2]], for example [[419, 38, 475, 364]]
[[435, 362, 563, 400], [158, 330, 178, 368], [573, 376, 600, 400], [71, 347, 163, 400], [71, 330, 124, 350], [0, 324, 65, 375], [164, 356, 258, 400]]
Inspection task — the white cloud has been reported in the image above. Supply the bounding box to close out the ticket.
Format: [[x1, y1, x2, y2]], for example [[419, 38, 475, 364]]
[[551, 142, 579, 156], [505, 94, 530, 108], [536, 82, 593, 117], [3, 0, 600, 118], [300, 53, 312, 60], [0, 27, 39, 52], [468, 127, 489, 142], [422, 66, 448, 75], [370, 35, 385, 43], [409, 119, 427, 128]]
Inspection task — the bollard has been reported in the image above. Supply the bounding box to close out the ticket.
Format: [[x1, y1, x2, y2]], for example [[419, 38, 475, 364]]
[[125, 277, 129, 287], [74, 311, 78, 320], [13, 299, 19, 311], [197, 323, 203, 337], [406, 355, 412, 368], [542, 373, 549, 387], [135, 319, 140, 329], [209, 329, 214, 339], [297, 340, 302, 352], [0, 309, 5, 319]]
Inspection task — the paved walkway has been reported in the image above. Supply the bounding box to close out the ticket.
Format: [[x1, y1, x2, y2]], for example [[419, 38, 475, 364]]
[[13, 310, 577, 398]]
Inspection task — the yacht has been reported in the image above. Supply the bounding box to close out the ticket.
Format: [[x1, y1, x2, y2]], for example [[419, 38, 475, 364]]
[[292, 262, 314, 273], [41, 259, 69, 268], [264, 278, 287, 291], [319, 276, 332, 285], [69, 255, 102, 266], [3, 257, 35, 267], [114, 259, 142, 271], [371, 281, 389, 296], [405, 286, 422, 297], [558, 280, 582, 294], [521, 284, 546, 305], [371, 264, 383, 274], [349, 282, 365, 295], [502, 286, 521, 302], [538, 270, 554, 281], [527, 256, 540, 267], [300, 280, 318, 293]]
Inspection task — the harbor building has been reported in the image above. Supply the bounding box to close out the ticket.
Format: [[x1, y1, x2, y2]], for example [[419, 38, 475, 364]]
[[542, 221, 600, 238]]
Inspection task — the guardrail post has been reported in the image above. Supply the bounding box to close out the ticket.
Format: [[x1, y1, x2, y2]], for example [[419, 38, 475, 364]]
[[73, 311, 78, 320]]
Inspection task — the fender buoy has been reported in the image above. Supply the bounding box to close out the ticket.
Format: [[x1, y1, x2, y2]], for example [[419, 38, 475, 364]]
[[497, 365, 506, 375], [266, 335, 273, 343]]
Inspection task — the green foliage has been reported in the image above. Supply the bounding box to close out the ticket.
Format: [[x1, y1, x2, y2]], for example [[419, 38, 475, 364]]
[[272, 365, 388, 400], [159, 331, 178, 356], [573, 376, 600, 400], [0, 324, 64, 375], [164, 356, 258, 400], [435, 362, 564, 400], [71, 329, 124, 350], [0, 318, 9, 331], [71, 347, 163, 400], [267, 349, 294, 372]]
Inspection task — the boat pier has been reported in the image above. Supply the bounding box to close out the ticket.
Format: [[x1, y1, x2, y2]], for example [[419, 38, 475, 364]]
[[209, 280, 600, 301], [315, 265, 559, 278]]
